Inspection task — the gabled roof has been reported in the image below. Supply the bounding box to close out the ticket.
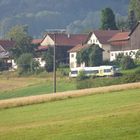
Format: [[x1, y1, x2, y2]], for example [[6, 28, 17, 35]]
[[129, 21, 140, 36], [108, 32, 130, 42], [88, 30, 120, 44], [0, 40, 15, 52], [42, 33, 88, 46], [68, 44, 104, 53], [37, 45, 49, 51], [68, 44, 90, 53], [0, 51, 10, 59], [32, 39, 42, 45]]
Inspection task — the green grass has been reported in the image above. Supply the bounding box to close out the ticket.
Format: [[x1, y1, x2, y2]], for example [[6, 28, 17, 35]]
[[0, 66, 140, 100], [0, 78, 76, 100], [0, 88, 140, 140]]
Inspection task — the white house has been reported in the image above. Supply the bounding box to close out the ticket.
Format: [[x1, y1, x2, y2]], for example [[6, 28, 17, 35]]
[[68, 44, 89, 68], [109, 22, 140, 61], [86, 30, 119, 60], [0, 40, 17, 70]]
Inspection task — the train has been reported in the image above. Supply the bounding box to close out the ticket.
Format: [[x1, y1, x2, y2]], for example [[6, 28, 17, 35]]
[[69, 65, 120, 78]]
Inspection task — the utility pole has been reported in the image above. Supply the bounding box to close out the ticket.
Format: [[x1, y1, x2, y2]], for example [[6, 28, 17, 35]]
[[53, 33, 56, 93]]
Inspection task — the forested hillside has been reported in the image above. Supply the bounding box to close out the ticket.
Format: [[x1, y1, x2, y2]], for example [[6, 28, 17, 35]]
[[0, 0, 129, 37]]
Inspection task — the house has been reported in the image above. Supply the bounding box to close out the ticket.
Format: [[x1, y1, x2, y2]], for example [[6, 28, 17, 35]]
[[0, 40, 16, 70], [86, 30, 120, 60], [109, 21, 140, 61], [68, 44, 103, 69], [108, 32, 130, 61], [35, 32, 88, 66], [129, 21, 140, 54], [68, 44, 90, 68]]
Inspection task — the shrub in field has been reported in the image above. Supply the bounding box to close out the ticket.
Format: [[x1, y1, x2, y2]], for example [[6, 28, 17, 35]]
[[122, 74, 137, 83], [58, 64, 69, 77], [121, 55, 135, 70], [76, 70, 87, 81], [42, 47, 54, 72], [17, 53, 39, 75]]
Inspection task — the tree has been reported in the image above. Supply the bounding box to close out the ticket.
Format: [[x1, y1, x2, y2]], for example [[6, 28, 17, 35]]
[[117, 17, 128, 30], [129, 0, 140, 21], [128, 10, 137, 30], [89, 45, 103, 66], [101, 8, 118, 30], [6, 25, 35, 60], [17, 53, 39, 75], [77, 47, 89, 66], [135, 50, 140, 60], [42, 47, 54, 72], [76, 44, 103, 67]]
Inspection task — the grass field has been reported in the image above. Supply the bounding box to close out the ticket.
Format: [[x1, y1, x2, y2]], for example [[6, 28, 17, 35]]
[[0, 77, 76, 100], [0, 66, 140, 100], [0, 88, 140, 140]]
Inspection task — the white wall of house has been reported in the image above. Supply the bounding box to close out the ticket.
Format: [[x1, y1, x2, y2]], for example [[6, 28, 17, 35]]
[[87, 33, 110, 61], [69, 52, 77, 68], [11, 59, 17, 70], [102, 44, 111, 61], [41, 35, 54, 46], [87, 33, 102, 47], [69, 52, 85, 69], [10, 58, 46, 70], [110, 49, 139, 61]]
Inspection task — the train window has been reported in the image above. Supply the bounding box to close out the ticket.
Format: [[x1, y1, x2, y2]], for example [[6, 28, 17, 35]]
[[71, 71, 78, 74], [84, 70, 99, 74], [104, 69, 111, 73], [93, 70, 99, 74]]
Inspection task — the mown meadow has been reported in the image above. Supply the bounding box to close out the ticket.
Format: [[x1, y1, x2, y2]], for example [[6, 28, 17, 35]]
[[0, 88, 140, 140]]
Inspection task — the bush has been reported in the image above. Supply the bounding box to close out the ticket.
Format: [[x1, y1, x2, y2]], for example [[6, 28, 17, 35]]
[[76, 70, 87, 81], [58, 63, 69, 77], [42, 47, 54, 72], [17, 53, 39, 75], [121, 56, 135, 70]]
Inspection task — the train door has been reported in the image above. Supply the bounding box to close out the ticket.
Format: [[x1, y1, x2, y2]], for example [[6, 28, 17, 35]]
[[99, 68, 104, 76]]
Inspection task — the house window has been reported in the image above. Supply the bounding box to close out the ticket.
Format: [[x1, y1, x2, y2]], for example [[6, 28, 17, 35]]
[[71, 54, 74, 58]]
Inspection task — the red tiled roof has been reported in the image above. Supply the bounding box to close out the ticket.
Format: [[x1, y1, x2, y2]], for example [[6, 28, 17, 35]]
[[108, 32, 130, 42], [68, 44, 90, 52], [110, 40, 129, 46], [37, 45, 49, 51], [91, 30, 120, 44], [0, 40, 15, 51], [44, 33, 88, 46], [32, 39, 42, 44]]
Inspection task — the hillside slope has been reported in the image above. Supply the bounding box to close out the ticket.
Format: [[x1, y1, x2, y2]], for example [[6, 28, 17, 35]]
[[0, 0, 129, 36]]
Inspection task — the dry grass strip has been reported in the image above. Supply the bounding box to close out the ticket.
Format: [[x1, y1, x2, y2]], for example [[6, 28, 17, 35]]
[[0, 82, 140, 109]]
